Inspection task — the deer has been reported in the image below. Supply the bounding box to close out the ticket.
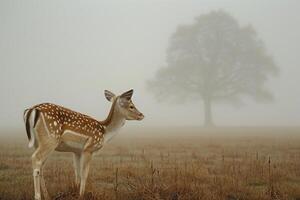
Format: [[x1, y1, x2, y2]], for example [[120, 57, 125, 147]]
[[23, 89, 144, 200]]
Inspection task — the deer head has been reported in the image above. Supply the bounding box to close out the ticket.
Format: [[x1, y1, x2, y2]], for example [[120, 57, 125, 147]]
[[104, 89, 144, 121]]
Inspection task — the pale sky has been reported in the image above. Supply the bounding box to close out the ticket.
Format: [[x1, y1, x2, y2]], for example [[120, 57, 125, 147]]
[[1, 0, 300, 129]]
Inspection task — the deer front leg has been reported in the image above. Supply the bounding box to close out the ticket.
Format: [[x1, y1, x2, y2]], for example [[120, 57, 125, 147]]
[[79, 151, 92, 197], [73, 153, 81, 188]]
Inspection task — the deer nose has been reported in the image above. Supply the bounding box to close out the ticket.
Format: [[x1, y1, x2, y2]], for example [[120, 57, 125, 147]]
[[138, 113, 144, 120]]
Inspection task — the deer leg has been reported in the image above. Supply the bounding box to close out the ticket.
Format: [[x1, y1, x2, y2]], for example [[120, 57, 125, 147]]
[[79, 151, 92, 197], [40, 168, 51, 200], [32, 165, 41, 200], [73, 153, 81, 188], [31, 141, 57, 200]]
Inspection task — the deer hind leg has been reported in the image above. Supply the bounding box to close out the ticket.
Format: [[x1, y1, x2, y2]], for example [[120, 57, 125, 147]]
[[31, 140, 58, 200], [79, 151, 92, 197], [40, 168, 51, 200], [73, 153, 81, 188]]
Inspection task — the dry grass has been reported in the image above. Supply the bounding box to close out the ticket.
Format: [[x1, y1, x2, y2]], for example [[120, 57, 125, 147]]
[[0, 127, 300, 200]]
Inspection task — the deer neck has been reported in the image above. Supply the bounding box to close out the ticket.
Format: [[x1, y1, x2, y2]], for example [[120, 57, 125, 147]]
[[102, 98, 126, 135]]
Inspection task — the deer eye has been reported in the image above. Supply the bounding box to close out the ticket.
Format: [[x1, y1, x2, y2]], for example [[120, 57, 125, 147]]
[[129, 105, 134, 109]]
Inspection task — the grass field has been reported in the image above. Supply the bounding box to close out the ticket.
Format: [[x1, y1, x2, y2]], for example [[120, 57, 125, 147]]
[[0, 127, 300, 200]]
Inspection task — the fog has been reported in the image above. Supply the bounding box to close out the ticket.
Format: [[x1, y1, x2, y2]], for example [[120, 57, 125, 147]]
[[1, 0, 300, 129]]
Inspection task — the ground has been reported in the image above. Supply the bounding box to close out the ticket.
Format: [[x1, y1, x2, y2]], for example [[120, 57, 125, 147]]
[[0, 127, 300, 200]]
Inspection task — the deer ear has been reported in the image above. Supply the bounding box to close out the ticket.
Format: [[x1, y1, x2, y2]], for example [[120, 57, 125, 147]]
[[120, 89, 134, 100], [104, 90, 116, 102]]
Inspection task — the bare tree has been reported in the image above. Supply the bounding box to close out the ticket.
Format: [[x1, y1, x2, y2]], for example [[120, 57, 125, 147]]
[[147, 11, 278, 126]]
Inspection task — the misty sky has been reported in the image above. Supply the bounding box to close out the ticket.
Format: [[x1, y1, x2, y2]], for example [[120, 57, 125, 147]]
[[1, 0, 300, 129]]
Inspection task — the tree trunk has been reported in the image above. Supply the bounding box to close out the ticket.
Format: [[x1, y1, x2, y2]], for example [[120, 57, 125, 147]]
[[203, 98, 214, 127]]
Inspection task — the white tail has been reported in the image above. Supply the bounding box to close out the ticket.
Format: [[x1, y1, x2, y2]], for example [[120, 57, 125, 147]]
[[24, 109, 38, 148]]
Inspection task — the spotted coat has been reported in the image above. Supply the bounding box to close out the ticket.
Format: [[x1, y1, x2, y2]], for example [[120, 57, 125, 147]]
[[34, 103, 105, 147]]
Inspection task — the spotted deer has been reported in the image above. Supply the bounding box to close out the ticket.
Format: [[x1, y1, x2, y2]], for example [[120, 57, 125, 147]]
[[23, 89, 144, 200]]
